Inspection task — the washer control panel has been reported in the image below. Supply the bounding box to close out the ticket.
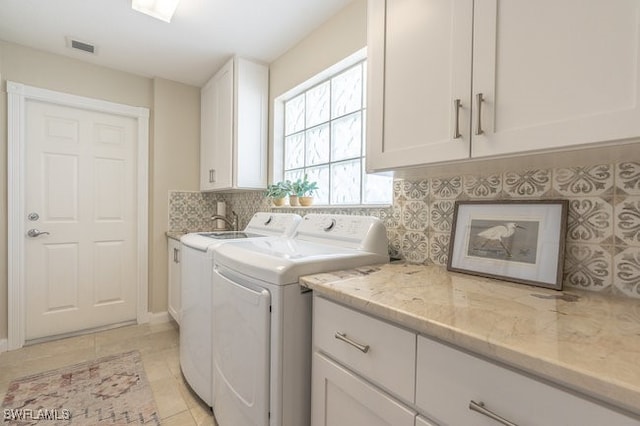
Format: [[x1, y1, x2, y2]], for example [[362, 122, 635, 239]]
[[245, 212, 302, 237], [295, 214, 388, 254]]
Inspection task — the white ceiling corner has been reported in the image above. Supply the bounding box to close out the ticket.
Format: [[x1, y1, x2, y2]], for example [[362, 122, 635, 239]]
[[0, 0, 354, 87]]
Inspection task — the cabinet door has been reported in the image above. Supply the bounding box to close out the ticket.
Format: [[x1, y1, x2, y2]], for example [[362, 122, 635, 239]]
[[200, 59, 233, 191], [167, 238, 181, 324], [416, 416, 438, 426], [234, 58, 268, 189], [313, 296, 416, 403], [210, 59, 234, 190], [472, 0, 640, 157], [416, 336, 639, 426], [367, 0, 473, 172], [312, 352, 416, 426], [200, 78, 215, 191]]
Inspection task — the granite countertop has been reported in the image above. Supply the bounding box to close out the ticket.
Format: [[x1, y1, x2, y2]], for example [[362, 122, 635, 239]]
[[300, 263, 640, 416], [166, 231, 186, 241]]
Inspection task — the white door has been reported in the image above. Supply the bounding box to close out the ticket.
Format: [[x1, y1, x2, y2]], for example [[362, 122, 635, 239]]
[[311, 352, 416, 426], [24, 100, 138, 340], [472, 0, 640, 157], [212, 267, 270, 426], [211, 59, 234, 190], [416, 416, 438, 426], [167, 238, 181, 324], [367, 0, 473, 171], [200, 59, 233, 191]]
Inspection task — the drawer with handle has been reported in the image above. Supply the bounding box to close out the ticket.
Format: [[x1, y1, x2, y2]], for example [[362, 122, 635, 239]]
[[313, 296, 416, 403], [416, 335, 639, 426]]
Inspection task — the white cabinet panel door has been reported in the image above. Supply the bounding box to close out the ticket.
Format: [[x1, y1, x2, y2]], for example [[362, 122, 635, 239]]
[[472, 0, 640, 157], [367, 0, 473, 171], [416, 336, 639, 426], [311, 353, 416, 426], [201, 60, 234, 191], [200, 58, 267, 191], [210, 60, 234, 190], [25, 100, 138, 340], [416, 415, 439, 426], [167, 238, 181, 324]]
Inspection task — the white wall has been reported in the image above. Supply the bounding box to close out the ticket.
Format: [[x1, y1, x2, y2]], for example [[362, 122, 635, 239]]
[[0, 41, 200, 341], [150, 78, 201, 313], [268, 0, 367, 177]]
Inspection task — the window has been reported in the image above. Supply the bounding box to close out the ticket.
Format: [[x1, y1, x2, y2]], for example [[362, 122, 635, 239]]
[[282, 60, 392, 205]]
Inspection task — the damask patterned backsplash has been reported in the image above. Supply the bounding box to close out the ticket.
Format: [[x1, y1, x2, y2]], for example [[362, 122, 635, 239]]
[[168, 161, 640, 299], [168, 191, 223, 232]]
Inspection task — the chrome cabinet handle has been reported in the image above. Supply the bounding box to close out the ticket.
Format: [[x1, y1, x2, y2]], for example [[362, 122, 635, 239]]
[[475, 93, 484, 135], [469, 401, 518, 426], [334, 331, 370, 353], [209, 169, 215, 183], [173, 247, 179, 263], [453, 99, 462, 139], [27, 229, 50, 238]]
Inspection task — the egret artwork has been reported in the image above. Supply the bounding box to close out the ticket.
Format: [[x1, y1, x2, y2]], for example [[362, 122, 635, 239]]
[[467, 219, 539, 264]]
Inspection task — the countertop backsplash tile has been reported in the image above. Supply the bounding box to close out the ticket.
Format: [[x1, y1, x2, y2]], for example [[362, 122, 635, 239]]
[[616, 162, 640, 195], [168, 190, 225, 232], [167, 161, 640, 299], [503, 168, 552, 197]]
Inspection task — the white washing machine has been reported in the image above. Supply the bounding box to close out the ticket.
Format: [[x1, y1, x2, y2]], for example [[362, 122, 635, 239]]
[[211, 214, 389, 426], [179, 212, 301, 407]]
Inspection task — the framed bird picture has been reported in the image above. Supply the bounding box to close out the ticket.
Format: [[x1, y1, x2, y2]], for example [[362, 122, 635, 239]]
[[447, 200, 569, 290]]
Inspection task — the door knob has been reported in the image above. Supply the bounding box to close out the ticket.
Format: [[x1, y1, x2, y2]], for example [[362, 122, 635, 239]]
[[27, 229, 50, 238]]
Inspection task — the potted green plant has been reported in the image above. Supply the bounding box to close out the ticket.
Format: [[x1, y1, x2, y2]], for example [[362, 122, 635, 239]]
[[291, 174, 318, 207], [265, 181, 290, 206]]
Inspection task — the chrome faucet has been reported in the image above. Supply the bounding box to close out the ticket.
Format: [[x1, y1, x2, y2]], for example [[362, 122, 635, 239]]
[[211, 211, 239, 231]]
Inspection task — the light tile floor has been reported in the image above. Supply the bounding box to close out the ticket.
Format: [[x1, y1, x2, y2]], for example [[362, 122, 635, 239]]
[[0, 322, 217, 426]]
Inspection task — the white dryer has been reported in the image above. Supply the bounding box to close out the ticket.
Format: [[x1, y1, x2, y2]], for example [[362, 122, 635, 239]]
[[211, 214, 389, 426], [179, 212, 301, 407]]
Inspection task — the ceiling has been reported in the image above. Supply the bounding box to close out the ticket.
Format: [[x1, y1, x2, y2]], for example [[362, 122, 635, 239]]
[[0, 0, 354, 87]]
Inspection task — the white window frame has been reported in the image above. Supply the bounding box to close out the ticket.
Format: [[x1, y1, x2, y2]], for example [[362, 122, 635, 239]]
[[273, 48, 392, 207]]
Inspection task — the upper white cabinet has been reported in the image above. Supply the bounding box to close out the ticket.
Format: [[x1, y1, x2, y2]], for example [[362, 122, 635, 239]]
[[367, 0, 640, 171], [200, 57, 268, 191]]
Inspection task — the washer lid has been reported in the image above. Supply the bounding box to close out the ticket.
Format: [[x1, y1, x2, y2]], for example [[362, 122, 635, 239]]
[[213, 238, 389, 285]]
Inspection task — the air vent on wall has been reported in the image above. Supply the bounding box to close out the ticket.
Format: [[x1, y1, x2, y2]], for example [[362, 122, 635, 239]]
[[66, 37, 97, 54]]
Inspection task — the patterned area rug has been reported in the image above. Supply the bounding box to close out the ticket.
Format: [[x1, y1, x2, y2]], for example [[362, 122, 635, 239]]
[[1, 350, 160, 425]]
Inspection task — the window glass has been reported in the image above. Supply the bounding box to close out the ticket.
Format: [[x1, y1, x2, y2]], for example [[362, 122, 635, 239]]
[[283, 60, 392, 205]]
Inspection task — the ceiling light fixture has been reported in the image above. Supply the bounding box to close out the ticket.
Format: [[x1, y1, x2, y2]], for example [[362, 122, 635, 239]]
[[131, 0, 181, 23]]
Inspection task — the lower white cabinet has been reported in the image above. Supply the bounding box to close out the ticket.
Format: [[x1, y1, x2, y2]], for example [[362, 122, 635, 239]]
[[416, 336, 639, 426], [313, 295, 416, 402], [311, 295, 640, 426], [312, 296, 417, 426], [167, 238, 181, 324], [311, 352, 415, 426], [416, 416, 438, 426]]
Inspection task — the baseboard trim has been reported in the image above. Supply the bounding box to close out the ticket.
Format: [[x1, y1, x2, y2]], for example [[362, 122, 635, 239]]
[[0, 338, 8, 353], [147, 311, 170, 324]]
